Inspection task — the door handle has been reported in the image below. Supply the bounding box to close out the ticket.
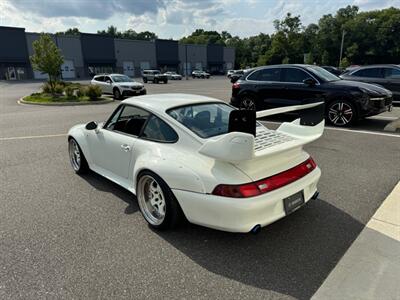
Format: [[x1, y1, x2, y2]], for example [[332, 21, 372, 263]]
[[121, 144, 131, 152]]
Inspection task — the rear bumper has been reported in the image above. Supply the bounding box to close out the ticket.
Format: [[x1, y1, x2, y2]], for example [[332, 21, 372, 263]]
[[173, 167, 321, 233]]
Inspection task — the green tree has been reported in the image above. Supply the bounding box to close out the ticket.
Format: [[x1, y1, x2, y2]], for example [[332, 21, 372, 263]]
[[339, 57, 350, 68], [56, 28, 80, 36], [30, 34, 64, 94]]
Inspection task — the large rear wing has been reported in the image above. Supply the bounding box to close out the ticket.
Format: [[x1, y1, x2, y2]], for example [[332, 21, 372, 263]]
[[199, 102, 325, 163]]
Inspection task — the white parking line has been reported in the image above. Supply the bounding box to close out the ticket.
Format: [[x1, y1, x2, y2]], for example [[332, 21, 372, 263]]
[[0, 123, 399, 141], [0, 133, 67, 141], [262, 121, 400, 138]]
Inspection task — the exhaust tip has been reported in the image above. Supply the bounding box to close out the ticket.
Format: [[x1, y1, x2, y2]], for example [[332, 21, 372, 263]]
[[311, 191, 319, 200], [250, 224, 261, 234]]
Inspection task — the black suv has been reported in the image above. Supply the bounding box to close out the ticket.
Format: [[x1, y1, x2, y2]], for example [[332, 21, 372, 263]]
[[340, 64, 400, 103], [231, 64, 393, 126], [142, 70, 168, 84]]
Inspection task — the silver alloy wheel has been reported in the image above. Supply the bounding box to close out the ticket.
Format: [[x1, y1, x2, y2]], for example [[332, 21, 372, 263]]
[[328, 102, 353, 126], [240, 97, 256, 110], [137, 175, 166, 226], [69, 139, 81, 171]]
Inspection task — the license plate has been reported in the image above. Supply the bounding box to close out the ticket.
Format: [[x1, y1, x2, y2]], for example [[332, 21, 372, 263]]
[[283, 191, 305, 215]]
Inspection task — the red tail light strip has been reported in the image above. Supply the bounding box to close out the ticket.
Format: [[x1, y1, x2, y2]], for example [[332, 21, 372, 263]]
[[212, 157, 317, 198]]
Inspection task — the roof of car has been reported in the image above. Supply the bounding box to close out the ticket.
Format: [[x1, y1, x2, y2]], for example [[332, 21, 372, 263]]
[[121, 93, 224, 113], [93, 73, 126, 77], [350, 64, 400, 70]]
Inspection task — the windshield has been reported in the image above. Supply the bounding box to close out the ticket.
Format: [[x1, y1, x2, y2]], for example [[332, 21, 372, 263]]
[[167, 103, 235, 138], [112, 75, 133, 82], [305, 66, 340, 82]]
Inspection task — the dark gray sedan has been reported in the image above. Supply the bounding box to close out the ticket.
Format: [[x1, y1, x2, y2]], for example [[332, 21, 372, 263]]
[[340, 64, 400, 103]]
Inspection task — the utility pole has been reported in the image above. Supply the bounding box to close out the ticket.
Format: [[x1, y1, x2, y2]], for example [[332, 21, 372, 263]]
[[339, 29, 345, 68], [185, 44, 188, 80]]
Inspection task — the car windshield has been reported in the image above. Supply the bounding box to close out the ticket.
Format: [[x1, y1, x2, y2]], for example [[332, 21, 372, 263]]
[[305, 66, 340, 82], [154, 71, 161, 74], [167, 103, 235, 138], [112, 75, 133, 82]]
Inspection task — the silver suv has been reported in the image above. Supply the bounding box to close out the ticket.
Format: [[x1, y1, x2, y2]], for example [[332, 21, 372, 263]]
[[91, 74, 146, 99], [142, 70, 168, 84]]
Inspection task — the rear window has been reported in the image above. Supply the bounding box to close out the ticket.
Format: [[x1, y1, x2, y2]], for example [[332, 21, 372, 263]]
[[167, 103, 235, 138], [247, 68, 280, 81]]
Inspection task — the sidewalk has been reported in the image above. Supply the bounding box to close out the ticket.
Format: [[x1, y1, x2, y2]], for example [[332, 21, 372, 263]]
[[312, 181, 400, 300]]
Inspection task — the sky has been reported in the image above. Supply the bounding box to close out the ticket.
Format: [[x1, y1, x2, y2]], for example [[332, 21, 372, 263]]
[[0, 0, 398, 39]]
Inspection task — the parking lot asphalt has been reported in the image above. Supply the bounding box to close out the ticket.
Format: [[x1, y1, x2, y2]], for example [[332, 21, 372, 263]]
[[1, 77, 399, 299]]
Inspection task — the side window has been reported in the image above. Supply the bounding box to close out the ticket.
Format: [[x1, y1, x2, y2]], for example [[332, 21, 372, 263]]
[[110, 105, 150, 136], [105, 105, 124, 130], [282, 68, 309, 83], [384, 68, 400, 79], [258, 68, 280, 81], [247, 70, 261, 81], [352, 68, 383, 78], [141, 115, 178, 142], [104, 76, 112, 82], [94, 76, 104, 82]]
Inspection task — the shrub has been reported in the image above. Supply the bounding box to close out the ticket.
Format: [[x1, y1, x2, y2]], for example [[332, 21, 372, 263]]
[[42, 82, 52, 93], [76, 87, 85, 98], [85, 85, 102, 101], [65, 86, 75, 98], [54, 83, 64, 94]]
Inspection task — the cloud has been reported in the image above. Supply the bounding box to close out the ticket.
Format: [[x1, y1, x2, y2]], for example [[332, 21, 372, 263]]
[[9, 0, 165, 19], [1, 0, 399, 38]]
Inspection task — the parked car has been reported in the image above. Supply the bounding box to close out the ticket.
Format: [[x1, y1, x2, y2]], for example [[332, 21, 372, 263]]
[[321, 66, 342, 76], [227, 70, 235, 78], [230, 64, 393, 127], [340, 64, 400, 103], [91, 74, 146, 99], [164, 71, 182, 80], [192, 70, 210, 79], [142, 70, 168, 84], [230, 70, 245, 83], [68, 94, 323, 232]]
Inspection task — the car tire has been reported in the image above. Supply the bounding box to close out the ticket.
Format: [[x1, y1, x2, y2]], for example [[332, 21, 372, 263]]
[[239, 95, 257, 110], [137, 170, 184, 230], [154, 78, 158, 84], [143, 78, 147, 83], [164, 80, 168, 84], [326, 99, 357, 127], [113, 88, 121, 100], [68, 138, 89, 174]]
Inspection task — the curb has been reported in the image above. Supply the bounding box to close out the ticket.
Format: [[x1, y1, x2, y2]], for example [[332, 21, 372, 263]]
[[312, 181, 400, 300], [383, 118, 400, 132], [18, 96, 114, 106]]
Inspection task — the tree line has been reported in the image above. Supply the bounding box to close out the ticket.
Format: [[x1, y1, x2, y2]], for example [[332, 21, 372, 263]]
[[56, 5, 399, 69]]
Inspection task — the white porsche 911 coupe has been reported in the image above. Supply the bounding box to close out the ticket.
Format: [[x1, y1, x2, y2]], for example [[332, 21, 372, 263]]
[[68, 94, 324, 233]]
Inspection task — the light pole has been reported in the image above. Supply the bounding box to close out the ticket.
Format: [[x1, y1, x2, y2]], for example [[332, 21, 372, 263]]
[[339, 29, 346, 68], [185, 44, 188, 80]]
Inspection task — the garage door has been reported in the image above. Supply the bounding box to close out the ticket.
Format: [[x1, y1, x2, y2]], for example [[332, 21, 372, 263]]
[[195, 62, 202, 71], [33, 70, 49, 79], [123, 61, 134, 76], [61, 60, 75, 79], [183, 62, 191, 75], [140, 61, 150, 71]]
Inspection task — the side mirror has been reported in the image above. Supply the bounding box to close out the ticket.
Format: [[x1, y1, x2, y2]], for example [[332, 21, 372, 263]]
[[303, 78, 317, 86], [85, 121, 98, 130], [106, 80, 112, 84]]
